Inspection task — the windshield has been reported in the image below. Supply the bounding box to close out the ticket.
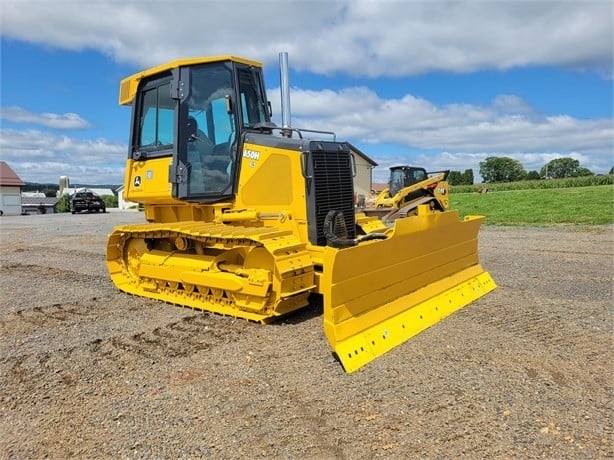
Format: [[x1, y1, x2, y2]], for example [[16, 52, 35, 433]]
[[185, 64, 234, 195], [389, 169, 405, 196], [184, 62, 268, 197]]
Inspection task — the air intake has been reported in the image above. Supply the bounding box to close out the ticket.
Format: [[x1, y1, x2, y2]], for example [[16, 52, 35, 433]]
[[305, 142, 356, 246]]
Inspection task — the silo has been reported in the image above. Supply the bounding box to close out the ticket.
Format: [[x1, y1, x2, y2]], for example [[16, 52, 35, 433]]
[[59, 176, 70, 196]]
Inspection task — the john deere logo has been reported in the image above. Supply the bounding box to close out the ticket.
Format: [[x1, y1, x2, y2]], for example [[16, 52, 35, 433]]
[[134, 176, 141, 187]]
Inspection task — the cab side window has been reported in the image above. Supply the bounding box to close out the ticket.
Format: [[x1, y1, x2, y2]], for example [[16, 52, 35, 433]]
[[413, 170, 426, 182], [139, 82, 174, 149], [238, 68, 267, 127]]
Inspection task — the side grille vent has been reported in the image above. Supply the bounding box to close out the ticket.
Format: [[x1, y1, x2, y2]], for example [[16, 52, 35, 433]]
[[305, 143, 356, 246]]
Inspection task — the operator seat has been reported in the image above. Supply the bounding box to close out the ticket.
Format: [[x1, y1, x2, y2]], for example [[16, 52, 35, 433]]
[[186, 117, 212, 193], [186, 117, 230, 193], [186, 117, 213, 154]]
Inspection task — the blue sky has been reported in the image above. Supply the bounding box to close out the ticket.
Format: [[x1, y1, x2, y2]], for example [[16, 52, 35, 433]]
[[1, 1, 612, 185]]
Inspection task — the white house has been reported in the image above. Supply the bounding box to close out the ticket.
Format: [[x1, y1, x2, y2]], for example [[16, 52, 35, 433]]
[[116, 185, 139, 210]]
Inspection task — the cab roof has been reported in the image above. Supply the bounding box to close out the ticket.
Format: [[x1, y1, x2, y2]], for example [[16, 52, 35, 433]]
[[119, 55, 263, 106]]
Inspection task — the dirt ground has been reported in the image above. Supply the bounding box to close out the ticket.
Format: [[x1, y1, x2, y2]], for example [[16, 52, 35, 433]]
[[0, 211, 611, 459]]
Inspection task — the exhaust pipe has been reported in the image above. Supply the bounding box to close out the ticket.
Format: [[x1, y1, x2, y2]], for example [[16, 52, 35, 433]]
[[279, 51, 291, 137]]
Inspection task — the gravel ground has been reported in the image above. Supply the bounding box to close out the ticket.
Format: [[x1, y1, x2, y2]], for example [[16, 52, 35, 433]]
[[0, 211, 612, 459]]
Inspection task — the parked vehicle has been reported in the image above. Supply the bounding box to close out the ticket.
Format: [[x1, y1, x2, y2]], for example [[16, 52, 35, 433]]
[[356, 166, 451, 223], [70, 190, 106, 214]]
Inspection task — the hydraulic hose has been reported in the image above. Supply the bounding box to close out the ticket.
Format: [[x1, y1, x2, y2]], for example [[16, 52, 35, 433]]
[[323, 210, 388, 248]]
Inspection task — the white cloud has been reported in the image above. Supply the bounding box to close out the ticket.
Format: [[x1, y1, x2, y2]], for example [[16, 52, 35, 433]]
[[0, 128, 126, 183], [269, 86, 613, 181], [492, 95, 534, 115], [0, 106, 91, 129], [1, 1, 611, 184], [285, 87, 613, 150], [3, 79, 612, 184], [1, 1, 611, 76]]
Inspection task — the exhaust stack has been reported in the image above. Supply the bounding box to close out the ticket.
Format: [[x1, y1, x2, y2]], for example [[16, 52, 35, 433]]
[[279, 52, 291, 136]]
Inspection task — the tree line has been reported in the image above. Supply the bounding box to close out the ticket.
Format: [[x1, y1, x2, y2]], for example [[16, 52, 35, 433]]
[[446, 156, 605, 185]]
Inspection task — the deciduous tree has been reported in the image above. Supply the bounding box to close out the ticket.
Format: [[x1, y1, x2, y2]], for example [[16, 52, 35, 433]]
[[479, 156, 527, 182], [540, 157, 591, 178], [447, 170, 463, 185], [575, 167, 593, 177], [462, 169, 474, 185]]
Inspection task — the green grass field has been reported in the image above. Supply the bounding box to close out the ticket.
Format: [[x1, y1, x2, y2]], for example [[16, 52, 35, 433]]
[[450, 185, 614, 226]]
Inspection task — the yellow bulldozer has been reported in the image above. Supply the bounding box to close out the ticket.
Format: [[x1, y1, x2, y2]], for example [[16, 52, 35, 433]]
[[106, 53, 495, 373]]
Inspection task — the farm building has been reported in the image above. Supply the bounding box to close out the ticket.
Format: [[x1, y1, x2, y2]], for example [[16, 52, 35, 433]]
[[21, 192, 60, 214], [348, 144, 378, 202], [0, 161, 25, 216]]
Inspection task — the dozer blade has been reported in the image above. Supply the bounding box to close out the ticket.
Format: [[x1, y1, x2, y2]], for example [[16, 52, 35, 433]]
[[320, 209, 495, 373]]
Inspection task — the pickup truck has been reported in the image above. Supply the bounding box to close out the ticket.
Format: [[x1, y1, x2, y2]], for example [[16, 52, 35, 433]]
[[70, 191, 106, 214]]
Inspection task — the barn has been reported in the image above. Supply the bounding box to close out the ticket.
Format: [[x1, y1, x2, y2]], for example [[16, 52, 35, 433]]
[[0, 161, 25, 216]]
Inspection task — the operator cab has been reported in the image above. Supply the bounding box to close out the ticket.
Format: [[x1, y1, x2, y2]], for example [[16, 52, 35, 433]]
[[125, 56, 270, 202], [388, 166, 428, 196]]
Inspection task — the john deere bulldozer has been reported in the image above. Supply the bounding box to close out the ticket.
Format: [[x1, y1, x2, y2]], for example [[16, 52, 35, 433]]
[[106, 53, 495, 373]]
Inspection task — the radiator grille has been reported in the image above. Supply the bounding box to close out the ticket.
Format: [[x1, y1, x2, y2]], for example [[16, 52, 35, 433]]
[[306, 143, 356, 246]]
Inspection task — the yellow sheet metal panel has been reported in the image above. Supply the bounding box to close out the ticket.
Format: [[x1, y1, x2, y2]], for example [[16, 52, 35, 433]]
[[322, 212, 483, 312], [234, 141, 311, 243], [319, 210, 494, 373], [119, 56, 263, 105], [123, 157, 180, 204], [239, 153, 294, 206], [331, 270, 496, 373]]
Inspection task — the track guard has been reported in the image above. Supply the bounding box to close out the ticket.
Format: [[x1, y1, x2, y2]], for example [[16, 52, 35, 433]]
[[320, 210, 496, 373]]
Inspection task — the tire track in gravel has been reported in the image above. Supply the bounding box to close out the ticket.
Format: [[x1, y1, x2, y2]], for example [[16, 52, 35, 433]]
[[0, 262, 115, 315], [0, 302, 94, 332], [0, 262, 111, 293], [2, 245, 110, 277], [0, 263, 101, 281], [474, 300, 610, 350], [0, 312, 247, 395], [88, 313, 244, 361]]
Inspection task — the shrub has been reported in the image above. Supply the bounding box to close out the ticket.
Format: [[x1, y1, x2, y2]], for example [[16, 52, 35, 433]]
[[56, 194, 71, 213]]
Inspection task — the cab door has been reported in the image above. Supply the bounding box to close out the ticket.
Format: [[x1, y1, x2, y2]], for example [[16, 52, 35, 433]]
[[124, 75, 177, 203]]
